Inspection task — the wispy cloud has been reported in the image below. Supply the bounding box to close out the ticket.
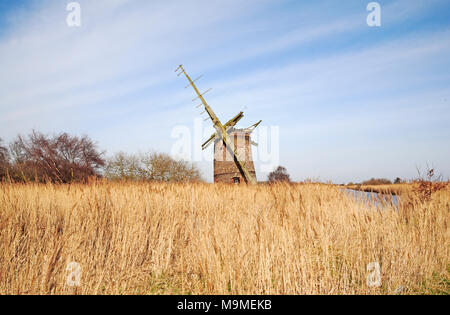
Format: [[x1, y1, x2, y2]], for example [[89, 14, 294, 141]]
[[0, 0, 449, 182]]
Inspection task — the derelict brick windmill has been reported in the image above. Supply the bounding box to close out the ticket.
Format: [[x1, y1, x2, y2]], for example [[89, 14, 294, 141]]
[[176, 65, 261, 184]]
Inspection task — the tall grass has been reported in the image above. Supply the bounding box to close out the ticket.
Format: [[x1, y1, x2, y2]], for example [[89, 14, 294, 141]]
[[0, 182, 448, 294]]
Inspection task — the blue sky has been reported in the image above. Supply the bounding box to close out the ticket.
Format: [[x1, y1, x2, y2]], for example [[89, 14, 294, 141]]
[[0, 0, 449, 183]]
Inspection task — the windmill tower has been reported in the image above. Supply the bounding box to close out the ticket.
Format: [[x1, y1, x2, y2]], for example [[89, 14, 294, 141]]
[[176, 65, 261, 184]]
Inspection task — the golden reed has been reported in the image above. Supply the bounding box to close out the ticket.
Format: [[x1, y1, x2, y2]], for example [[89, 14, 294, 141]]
[[0, 182, 448, 294]]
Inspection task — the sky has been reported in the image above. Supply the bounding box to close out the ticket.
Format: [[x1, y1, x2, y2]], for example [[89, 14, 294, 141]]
[[0, 0, 449, 183]]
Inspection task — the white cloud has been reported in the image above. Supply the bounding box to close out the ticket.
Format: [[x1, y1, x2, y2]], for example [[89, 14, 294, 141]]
[[0, 0, 449, 182]]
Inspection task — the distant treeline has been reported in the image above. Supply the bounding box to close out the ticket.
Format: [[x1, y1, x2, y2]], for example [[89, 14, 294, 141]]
[[362, 178, 394, 185], [347, 177, 406, 186], [0, 131, 202, 183]]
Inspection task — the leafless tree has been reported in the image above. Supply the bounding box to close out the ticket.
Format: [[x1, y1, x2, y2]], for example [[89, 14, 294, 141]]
[[105, 151, 202, 182], [268, 166, 291, 183], [0, 138, 9, 180], [8, 131, 105, 183], [104, 152, 141, 181]]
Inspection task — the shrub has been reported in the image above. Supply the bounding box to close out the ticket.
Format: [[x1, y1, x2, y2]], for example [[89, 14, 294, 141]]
[[268, 166, 291, 183], [105, 151, 202, 182], [412, 168, 448, 202]]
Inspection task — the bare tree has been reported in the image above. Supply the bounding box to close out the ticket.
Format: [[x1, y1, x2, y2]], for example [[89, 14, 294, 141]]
[[268, 166, 291, 183], [0, 138, 9, 180], [105, 151, 202, 182], [104, 152, 141, 181], [8, 131, 105, 183]]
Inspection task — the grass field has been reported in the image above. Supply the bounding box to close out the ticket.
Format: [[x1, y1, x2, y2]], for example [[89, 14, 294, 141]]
[[0, 182, 448, 295]]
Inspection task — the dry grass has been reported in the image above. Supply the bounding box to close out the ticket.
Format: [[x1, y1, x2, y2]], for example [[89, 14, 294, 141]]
[[0, 182, 448, 295]]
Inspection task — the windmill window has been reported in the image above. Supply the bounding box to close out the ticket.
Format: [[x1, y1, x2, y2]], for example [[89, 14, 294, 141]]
[[233, 177, 241, 184]]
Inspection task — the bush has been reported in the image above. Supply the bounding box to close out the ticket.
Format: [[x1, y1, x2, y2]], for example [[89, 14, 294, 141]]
[[412, 167, 448, 202], [105, 151, 202, 182], [268, 166, 291, 183]]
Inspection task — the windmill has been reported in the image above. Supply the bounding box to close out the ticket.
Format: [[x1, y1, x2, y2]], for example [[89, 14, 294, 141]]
[[176, 65, 261, 184]]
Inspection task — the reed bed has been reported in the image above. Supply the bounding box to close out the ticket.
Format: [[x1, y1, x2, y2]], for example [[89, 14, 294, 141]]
[[346, 184, 412, 195], [0, 182, 448, 295]]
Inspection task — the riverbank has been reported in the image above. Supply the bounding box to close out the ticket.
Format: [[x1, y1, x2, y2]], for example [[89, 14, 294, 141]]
[[346, 184, 412, 196]]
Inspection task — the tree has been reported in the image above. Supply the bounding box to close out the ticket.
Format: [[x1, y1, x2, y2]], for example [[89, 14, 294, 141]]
[[0, 138, 9, 180], [268, 166, 291, 183], [104, 152, 141, 181], [8, 131, 105, 183], [394, 177, 402, 184], [105, 151, 202, 182]]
